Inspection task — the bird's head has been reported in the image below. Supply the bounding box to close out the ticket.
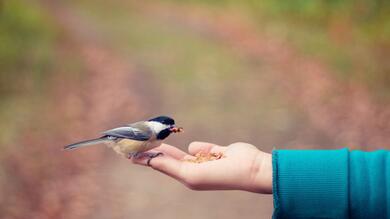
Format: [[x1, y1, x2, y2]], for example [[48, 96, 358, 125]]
[[147, 116, 183, 140]]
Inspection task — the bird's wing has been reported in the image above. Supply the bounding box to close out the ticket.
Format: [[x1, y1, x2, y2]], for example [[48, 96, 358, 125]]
[[102, 123, 152, 141]]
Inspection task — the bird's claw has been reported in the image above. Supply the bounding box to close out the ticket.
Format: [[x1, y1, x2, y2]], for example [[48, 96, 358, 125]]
[[146, 152, 163, 166], [127, 152, 163, 161]]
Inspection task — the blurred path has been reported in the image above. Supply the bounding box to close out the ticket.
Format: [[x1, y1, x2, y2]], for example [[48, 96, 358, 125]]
[[139, 3, 390, 149], [48, 2, 154, 127], [13, 2, 273, 219]]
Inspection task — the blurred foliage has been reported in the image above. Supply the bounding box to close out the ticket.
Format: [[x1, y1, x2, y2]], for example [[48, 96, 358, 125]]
[[0, 0, 55, 95], [167, 0, 390, 99], [0, 0, 56, 146], [171, 0, 390, 39]]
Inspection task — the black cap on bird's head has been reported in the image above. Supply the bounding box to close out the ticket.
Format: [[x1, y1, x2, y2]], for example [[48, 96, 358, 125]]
[[148, 116, 175, 126], [148, 116, 183, 140]]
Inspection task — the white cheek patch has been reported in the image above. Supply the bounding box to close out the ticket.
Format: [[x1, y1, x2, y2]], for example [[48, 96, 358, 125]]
[[147, 121, 170, 133]]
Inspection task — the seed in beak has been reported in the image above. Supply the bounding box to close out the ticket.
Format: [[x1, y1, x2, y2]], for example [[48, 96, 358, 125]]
[[170, 127, 184, 133]]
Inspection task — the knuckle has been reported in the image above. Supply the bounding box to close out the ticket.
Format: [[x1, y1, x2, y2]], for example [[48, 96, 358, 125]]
[[189, 141, 202, 146], [188, 141, 200, 149], [230, 142, 246, 147], [230, 142, 254, 148], [190, 141, 201, 145]]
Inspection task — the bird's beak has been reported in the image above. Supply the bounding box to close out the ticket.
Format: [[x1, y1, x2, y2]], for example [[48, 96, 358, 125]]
[[170, 126, 183, 133]]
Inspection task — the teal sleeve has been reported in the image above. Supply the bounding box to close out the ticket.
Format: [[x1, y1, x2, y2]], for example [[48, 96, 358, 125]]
[[272, 149, 389, 219], [349, 150, 389, 218]]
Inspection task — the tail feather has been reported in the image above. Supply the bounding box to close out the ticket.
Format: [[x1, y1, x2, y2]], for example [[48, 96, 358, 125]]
[[64, 137, 109, 150]]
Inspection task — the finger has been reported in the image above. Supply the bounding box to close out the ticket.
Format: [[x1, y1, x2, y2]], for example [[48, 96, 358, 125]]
[[154, 143, 188, 159], [148, 155, 187, 182], [181, 157, 252, 191], [131, 144, 192, 167], [188, 141, 226, 155], [133, 152, 234, 190], [133, 153, 196, 184], [148, 156, 226, 188]]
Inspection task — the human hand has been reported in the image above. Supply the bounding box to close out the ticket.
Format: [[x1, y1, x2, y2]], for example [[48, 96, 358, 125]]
[[133, 142, 273, 194]]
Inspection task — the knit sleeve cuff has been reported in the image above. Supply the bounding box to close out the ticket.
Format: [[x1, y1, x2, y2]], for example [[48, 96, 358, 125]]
[[272, 149, 349, 219]]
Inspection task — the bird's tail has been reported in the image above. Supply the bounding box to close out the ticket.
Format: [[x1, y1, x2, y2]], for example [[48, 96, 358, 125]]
[[64, 137, 110, 150]]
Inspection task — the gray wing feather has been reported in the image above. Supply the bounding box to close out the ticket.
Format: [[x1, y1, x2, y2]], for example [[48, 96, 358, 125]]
[[102, 123, 152, 141]]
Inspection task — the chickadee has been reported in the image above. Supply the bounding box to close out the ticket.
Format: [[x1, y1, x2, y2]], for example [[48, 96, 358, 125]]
[[64, 116, 183, 162]]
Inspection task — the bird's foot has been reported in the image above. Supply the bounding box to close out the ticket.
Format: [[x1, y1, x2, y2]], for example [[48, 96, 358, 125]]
[[127, 152, 163, 166], [146, 152, 163, 166], [147, 152, 164, 159], [127, 152, 163, 160], [127, 152, 140, 159]]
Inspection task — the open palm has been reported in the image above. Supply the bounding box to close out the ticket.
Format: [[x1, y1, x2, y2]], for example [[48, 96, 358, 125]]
[[133, 142, 272, 194]]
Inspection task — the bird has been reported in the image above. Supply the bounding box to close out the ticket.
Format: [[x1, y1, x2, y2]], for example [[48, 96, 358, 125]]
[[64, 116, 183, 162]]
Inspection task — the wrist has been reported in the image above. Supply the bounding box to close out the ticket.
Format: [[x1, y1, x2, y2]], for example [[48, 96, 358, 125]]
[[249, 151, 273, 194]]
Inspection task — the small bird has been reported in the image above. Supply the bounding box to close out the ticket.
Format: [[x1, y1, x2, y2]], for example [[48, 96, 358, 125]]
[[64, 116, 183, 162]]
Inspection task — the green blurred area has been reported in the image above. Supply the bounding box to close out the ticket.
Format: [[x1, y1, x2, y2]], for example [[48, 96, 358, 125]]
[[170, 0, 390, 43], [0, 0, 55, 94], [179, 0, 390, 35], [2, 0, 389, 97], [167, 0, 390, 98], [0, 0, 56, 146]]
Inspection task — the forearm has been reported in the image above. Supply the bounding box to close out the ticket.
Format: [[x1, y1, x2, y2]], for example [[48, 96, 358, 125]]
[[349, 150, 389, 218], [272, 149, 390, 219]]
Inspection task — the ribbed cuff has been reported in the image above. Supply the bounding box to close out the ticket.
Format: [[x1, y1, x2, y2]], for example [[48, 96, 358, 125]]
[[272, 149, 349, 219]]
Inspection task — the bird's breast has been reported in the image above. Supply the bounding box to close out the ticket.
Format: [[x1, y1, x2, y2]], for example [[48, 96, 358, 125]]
[[106, 138, 161, 156]]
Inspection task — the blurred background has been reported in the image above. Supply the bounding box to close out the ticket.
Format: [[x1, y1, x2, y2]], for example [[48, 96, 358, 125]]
[[0, 0, 389, 218]]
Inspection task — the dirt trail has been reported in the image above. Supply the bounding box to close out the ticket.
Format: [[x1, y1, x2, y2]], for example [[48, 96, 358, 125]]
[[140, 3, 390, 149], [50, 3, 150, 126], [44, 5, 273, 219]]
